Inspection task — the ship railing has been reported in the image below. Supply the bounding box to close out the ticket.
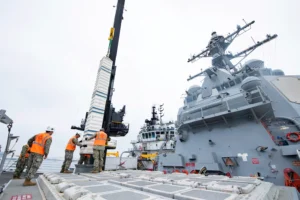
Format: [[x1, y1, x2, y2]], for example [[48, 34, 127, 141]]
[[181, 85, 269, 124]]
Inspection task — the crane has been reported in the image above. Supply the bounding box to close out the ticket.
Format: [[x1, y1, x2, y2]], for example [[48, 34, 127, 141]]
[[71, 0, 129, 171]]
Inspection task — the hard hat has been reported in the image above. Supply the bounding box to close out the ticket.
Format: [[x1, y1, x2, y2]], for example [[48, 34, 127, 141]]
[[46, 126, 55, 132]]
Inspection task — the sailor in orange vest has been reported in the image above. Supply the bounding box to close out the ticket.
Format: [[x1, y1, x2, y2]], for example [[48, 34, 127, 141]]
[[13, 144, 31, 179], [60, 133, 86, 173], [86, 128, 108, 173], [23, 126, 54, 186]]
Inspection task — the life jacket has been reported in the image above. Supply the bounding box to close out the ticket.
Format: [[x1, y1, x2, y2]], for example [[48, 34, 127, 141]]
[[30, 133, 52, 155], [20, 144, 31, 158], [93, 131, 107, 146], [66, 136, 77, 151]]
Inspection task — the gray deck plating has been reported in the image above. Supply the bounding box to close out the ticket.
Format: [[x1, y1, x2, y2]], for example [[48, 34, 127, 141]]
[[0, 179, 44, 200], [1, 170, 293, 200]]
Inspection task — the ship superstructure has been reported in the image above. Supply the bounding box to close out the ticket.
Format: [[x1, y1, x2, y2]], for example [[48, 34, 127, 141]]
[[131, 105, 177, 170], [157, 20, 300, 188]]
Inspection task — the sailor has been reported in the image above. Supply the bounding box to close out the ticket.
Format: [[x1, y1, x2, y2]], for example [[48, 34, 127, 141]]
[[78, 154, 90, 165], [60, 133, 86, 173], [23, 126, 54, 186], [86, 128, 108, 173], [13, 144, 31, 179]]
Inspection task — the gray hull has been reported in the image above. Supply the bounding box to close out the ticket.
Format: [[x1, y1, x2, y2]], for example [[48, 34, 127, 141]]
[[158, 20, 300, 188]]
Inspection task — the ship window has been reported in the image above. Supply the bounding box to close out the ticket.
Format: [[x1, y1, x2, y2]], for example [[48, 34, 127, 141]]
[[152, 132, 155, 138], [170, 131, 174, 135], [145, 133, 149, 139], [229, 80, 235, 86], [156, 132, 160, 135]]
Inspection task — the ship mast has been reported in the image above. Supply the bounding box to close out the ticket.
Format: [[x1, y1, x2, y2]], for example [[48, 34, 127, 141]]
[[187, 20, 278, 81]]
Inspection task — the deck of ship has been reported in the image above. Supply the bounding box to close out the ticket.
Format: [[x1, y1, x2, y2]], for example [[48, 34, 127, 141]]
[[0, 172, 42, 186], [1, 170, 298, 200]]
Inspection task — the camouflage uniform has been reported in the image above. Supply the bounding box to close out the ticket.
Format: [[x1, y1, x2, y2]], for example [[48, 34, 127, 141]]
[[87, 133, 108, 172], [78, 154, 90, 165], [93, 146, 105, 171], [61, 137, 82, 172], [13, 145, 30, 178], [25, 136, 52, 180]]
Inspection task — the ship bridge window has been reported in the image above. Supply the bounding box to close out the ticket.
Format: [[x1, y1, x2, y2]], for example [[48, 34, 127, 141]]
[[145, 133, 149, 139], [152, 132, 155, 138]]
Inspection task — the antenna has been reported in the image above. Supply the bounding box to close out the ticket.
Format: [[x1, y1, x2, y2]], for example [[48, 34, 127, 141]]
[[159, 104, 164, 124], [187, 20, 255, 63], [231, 34, 278, 67], [185, 20, 277, 82]]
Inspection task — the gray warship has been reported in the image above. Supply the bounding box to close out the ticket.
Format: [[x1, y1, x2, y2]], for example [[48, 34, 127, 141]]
[[157, 20, 300, 189]]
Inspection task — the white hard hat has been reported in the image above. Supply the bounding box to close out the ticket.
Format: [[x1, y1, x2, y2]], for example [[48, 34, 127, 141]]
[[46, 126, 55, 132]]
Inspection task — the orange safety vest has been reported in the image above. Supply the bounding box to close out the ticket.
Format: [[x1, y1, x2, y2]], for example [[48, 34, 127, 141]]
[[93, 131, 107, 146], [30, 133, 52, 155], [65, 136, 77, 151], [20, 145, 31, 158]]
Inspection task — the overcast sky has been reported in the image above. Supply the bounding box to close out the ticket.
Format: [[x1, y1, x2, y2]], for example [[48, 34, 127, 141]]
[[1, 0, 300, 159]]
